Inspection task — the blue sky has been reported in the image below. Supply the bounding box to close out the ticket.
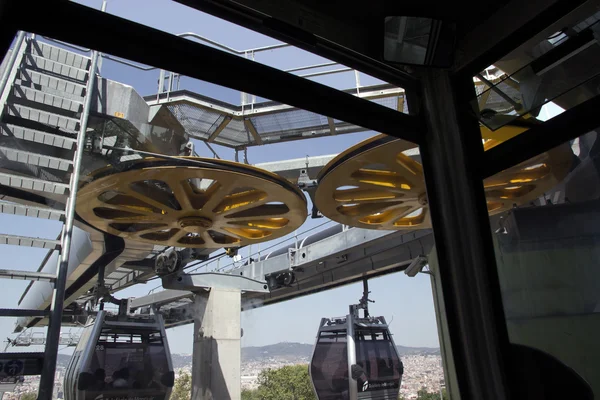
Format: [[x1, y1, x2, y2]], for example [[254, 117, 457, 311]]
[[0, 0, 440, 354]]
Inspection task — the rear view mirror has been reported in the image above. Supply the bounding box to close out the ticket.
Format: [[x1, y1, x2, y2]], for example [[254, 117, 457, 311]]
[[384, 16, 456, 68]]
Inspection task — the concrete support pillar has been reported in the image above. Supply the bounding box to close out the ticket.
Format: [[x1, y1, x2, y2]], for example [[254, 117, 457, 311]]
[[191, 288, 241, 400]]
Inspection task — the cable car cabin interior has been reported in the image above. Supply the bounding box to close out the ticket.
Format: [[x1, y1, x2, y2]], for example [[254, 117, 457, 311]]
[[310, 315, 403, 400], [64, 311, 174, 400], [4, 1, 600, 400]]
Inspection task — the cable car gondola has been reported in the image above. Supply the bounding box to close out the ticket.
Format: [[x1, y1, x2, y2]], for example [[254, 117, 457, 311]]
[[64, 310, 174, 400], [309, 281, 404, 400]]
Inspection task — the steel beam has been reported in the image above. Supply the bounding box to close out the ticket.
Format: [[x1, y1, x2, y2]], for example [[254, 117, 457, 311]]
[[132, 227, 433, 324], [237, 85, 405, 118], [129, 289, 192, 310], [149, 94, 236, 116], [108, 269, 154, 291], [158, 230, 433, 327], [0, 31, 26, 116], [477, 88, 492, 110], [327, 117, 336, 135], [239, 229, 432, 305], [243, 119, 262, 145], [397, 96, 405, 112], [255, 154, 336, 184], [161, 272, 269, 293], [207, 116, 232, 142], [0, 309, 49, 317], [419, 70, 511, 400]]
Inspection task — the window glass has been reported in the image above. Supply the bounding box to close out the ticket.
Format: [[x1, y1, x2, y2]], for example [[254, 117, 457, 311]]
[[488, 126, 600, 398], [310, 331, 348, 399], [0, 18, 440, 400], [73, 0, 406, 113], [85, 329, 170, 399], [472, 7, 600, 143], [355, 329, 402, 393]]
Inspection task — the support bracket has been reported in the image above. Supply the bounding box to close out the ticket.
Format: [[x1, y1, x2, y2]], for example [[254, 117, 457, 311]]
[[161, 272, 269, 293], [297, 163, 322, 219]]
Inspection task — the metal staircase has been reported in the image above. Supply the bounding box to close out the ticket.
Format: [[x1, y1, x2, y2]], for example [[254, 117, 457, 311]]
[[0, 31, 99, 400]]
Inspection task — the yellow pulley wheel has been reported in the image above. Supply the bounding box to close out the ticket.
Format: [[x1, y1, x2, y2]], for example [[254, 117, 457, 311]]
[[315, 126, 572, 230], [76, 157, 307, 248]]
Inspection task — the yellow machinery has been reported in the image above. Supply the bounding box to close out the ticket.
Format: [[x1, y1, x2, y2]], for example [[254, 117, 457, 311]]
[[315, 124, 572, 230], [75, 122, 572, 242], [76, 157, 307, 248]]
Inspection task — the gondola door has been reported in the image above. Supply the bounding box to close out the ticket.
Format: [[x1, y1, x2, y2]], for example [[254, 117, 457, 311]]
[[310, 319, 350, 400], [353, 325, 403, 399]]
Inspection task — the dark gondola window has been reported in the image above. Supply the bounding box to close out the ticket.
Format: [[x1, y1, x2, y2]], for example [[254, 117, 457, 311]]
[[310, 331, 348, 400], [84, 328, 170, 400], [354, 329, 402, 394]]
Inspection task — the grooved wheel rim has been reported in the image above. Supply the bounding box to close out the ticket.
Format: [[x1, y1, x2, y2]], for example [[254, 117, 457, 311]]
[[76, 157, 307, 248], [315, 130, 572, 230]]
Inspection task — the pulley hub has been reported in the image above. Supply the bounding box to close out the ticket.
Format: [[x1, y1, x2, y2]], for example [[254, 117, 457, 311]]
[[179, 216, 213, 232]]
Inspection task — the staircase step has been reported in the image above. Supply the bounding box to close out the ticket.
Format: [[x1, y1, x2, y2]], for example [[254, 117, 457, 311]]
[[0, 269, 56, 282], [0, 309, 50, 317], [29, 40, 90, 70], [0, 124, 76, 150], [5, 104, 79, 132], [0, 200, 64, 220], [0, 171, 69, 195], [17, 69, 86, 100], [0, 233, 60, 249], [23, 54, 88, 83], [12, 85, 83, 113], [0, 146, 73, 171]]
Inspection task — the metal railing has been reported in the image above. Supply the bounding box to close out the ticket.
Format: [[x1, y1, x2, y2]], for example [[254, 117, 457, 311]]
[[177, 32, 290, 55], [153, 33, 365, 106], [36, 25, 375, 111]]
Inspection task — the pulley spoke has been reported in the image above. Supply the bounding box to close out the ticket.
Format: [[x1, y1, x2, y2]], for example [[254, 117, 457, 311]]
[[122, 187, 178, 213], [170, 180, 195, 210], [218, 196, 269, 217], [91, 202, 160, 217]]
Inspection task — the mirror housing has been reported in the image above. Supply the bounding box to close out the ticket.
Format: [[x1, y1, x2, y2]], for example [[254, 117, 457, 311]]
[[384, 16, 456, 68]]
